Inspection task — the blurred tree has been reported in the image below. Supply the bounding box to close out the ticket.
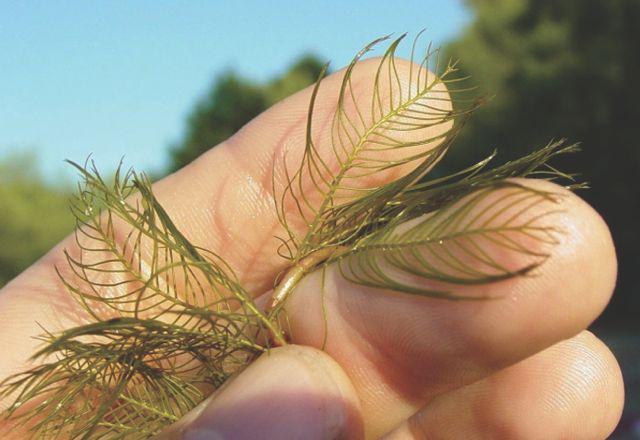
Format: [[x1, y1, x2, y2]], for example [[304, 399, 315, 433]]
[[0, 152, 74, 286], [169, 54, 326, 171], [445, 0, 640, 327]]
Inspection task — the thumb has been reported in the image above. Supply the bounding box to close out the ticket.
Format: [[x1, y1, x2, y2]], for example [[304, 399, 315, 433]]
[[157, 345, 364, 440]]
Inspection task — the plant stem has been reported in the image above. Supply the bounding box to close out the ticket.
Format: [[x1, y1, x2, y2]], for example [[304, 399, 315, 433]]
[[267, 246, 347, 323]]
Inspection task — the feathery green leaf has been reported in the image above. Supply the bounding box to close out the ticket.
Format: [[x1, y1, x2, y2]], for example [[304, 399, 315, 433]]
[[1, 34, 585, 438]]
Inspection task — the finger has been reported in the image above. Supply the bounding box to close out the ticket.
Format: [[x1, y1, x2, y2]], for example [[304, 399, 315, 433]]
[[0, 56, 450, 381], [283, 179, 617, 437], [157, 345, 364, 440], [383, 331, 624, 439], [134, 54, 452, 295]]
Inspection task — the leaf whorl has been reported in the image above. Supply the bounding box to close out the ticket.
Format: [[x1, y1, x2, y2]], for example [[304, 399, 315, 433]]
[[1, 34, 583, 438]]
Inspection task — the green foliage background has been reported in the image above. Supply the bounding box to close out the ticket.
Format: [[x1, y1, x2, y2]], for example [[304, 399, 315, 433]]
[[0, 152, 73, 285]]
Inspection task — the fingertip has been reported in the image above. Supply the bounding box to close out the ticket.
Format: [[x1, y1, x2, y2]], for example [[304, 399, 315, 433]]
[[569, 331, 625, 438], [520, 179, 617, 332], [390, 331, 625, 440]]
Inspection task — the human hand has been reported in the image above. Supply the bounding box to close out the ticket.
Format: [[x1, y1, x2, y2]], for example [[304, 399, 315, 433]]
[[0, 58, 623, 439]]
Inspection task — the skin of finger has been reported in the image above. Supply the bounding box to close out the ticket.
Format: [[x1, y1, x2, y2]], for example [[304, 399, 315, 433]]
[[157, 345, 364, 440], [282, 179, 617, 438], [383, 331, 624, 440], [0, 56, 450, 384]]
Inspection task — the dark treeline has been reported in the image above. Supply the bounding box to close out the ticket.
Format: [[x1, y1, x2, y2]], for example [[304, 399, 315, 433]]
[[443, 0, 639, 329]]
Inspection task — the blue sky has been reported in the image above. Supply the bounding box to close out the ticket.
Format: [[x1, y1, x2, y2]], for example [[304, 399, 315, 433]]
[[0, 1, 470, 180]]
